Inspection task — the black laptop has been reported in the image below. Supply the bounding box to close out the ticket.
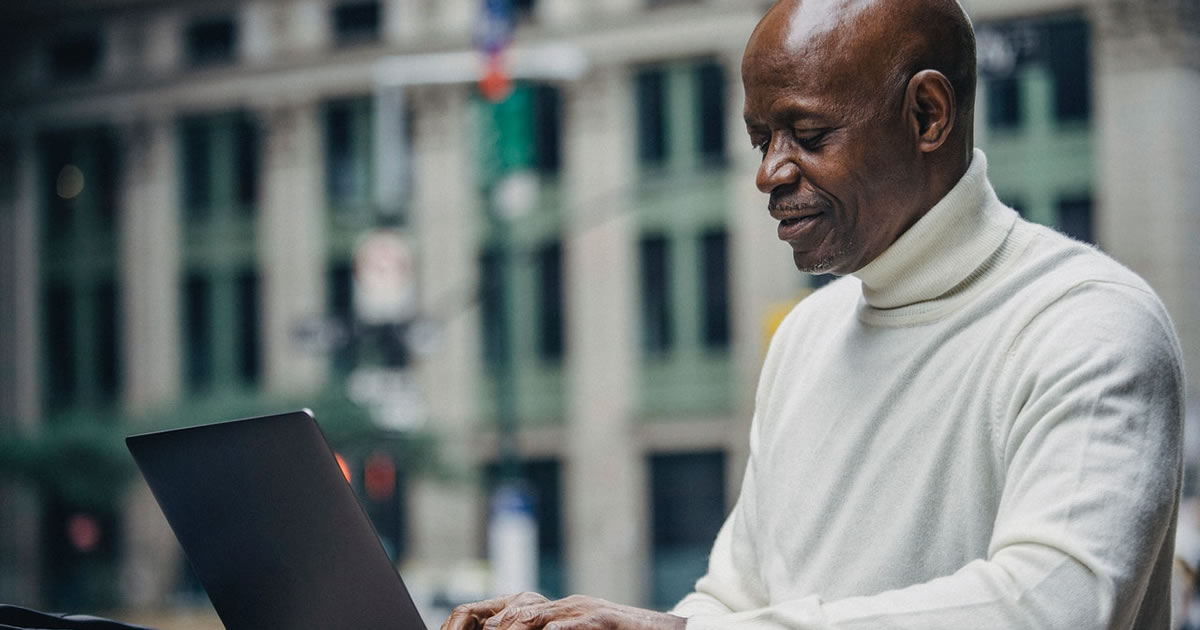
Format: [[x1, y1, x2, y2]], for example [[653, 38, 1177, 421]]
[[126, 410, 428, 630]]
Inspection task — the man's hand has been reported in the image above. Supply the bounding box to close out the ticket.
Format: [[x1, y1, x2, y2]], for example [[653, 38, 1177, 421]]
[[439, 592, 688, 630]]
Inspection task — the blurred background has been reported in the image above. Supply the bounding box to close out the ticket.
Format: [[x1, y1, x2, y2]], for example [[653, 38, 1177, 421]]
[[0, 0, 1197, 627]]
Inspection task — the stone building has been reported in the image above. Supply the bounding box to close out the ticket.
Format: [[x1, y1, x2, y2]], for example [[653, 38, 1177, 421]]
[[0, 0, 1196, 617]]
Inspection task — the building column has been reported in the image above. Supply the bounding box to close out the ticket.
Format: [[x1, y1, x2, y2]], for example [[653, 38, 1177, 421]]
[[259, 103, 328, 396], [0, 131, 42, 606], [1093, 1, 1200, 420], [562, 66, 646, 605], [408, 85, 484, 579], [116, 114, 186, 609]]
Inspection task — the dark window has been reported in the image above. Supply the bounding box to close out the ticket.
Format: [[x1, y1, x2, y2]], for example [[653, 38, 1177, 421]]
[[184, 273, 213, 391], [512, 0, 537, 20], [185, 16, 237, 67], [1046, 18, 1090, 123], [94, 280, 120, 403], [649, 451, 726, 609], [180, 120, 212, 219], [532, 85, 562, 175], [235, 115, 258, 211], [333, 1, 382, 46], [50, 32, 103, 82], [44, 283, 77, 408], [696, 62, 727, 165], [40, 134, 74, 239], [1057, 196, 1093, 244], [700, 229, 730, 349], [986, 76, 1022, 130], [536, 241, 565, 361], [639, 234, 672, 355], [635, 68, 667, 166], [94, 131, 119, 229], [236, 270, 261, 385], [328, 263, 357, 373], [325, 100, 369, 205], [480, 246, 508, 367]]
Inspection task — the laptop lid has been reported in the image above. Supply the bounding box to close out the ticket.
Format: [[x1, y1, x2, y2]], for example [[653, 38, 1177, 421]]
[[126, 410, 428, 630]]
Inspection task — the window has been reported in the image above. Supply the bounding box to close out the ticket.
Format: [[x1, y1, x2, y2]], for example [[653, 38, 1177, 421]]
[[185, 15, 237, 67], [236, 269, 261, 385], [1057, 196, 1093, 244], [40, 134, 75, 238], [235, 116, 259, 211], [94, 132, 118, 228], [183, 273, 213, 391], [332, 1, 382, 46], [639, 234, 672, 355], [50, 32, 103, 82], [180, 112, 259, 220], [699, 229, 730, 349], [480, 246, 508, 367], [328, 263, 357, 374], [94, 280, 121, 402], [635, 68, 667, 166], [536, 241, 565, 361], [512, 0, 537, 20], [986, 76, 1021, 130], [324, 98, 373, 209], [649, 451, 726, 609], [695, 62, 727, 165], [44, 283, 77, 409], [180, 120, 212, 219], [1046, 18, 1090, 123], [531, 85, 562, 175]]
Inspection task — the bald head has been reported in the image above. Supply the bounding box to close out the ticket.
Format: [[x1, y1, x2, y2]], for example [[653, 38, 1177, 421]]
[[749, 0, 977, 136]]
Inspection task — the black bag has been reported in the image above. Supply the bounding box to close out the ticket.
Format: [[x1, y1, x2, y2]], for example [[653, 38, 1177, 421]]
[[0, 605, 157, 630]]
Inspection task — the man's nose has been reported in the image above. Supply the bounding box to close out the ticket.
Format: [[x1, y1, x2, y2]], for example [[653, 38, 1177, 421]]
[[756, 139, 800, 194]]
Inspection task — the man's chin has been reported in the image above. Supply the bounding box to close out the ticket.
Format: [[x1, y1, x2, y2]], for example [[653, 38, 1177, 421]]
[[793, 252, 843, 276]]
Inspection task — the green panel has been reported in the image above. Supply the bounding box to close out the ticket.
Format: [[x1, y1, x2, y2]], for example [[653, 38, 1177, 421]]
[[178, 111, 261, 396], [37, 127, 122, 414], [980, 53, 1093, 235]]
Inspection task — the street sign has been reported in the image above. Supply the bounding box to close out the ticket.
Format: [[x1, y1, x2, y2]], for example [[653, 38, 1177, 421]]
[[354, 229, 417, 326]]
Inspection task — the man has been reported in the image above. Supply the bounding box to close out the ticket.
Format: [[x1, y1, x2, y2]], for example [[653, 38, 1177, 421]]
[[443, 0, 1186, 627]]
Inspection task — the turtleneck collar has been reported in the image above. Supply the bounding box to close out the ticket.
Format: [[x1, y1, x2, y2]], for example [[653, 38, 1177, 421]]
[[853, 149, 1017, 312]]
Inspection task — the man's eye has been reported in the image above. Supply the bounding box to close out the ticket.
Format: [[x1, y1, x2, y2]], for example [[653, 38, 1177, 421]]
[[750, 137, 770, 155], [796, 129, 829, 150]]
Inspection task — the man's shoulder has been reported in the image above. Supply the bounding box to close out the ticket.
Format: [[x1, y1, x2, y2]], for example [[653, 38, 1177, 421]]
[[1009, 219, 1160, 306]]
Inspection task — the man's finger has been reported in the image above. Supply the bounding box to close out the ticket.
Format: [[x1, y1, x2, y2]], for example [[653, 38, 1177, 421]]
[[440, 595, 518, 630]]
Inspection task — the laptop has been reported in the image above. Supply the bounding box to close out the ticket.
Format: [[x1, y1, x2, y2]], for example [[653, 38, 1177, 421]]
[[126, 409, 428, 630]]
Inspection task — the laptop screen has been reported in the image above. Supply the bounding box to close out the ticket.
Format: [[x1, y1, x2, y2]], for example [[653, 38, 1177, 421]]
[[127, 410, 427, 630]]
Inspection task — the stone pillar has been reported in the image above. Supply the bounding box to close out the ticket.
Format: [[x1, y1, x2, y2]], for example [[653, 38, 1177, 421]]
[[384, 0, 426, 44], [435, 0, 475, 39], [116, 114, 186, 609], [561, 66, 646, 605], [258, 103, 328, 396], [408, 85, 484, 576], [0, 131, 42, 606], [1093, 1, 1200, 432], [119, 116, 182, 414]]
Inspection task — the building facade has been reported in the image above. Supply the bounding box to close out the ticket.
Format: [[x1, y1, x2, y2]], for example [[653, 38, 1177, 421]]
[[0, 0, 1196, 618]]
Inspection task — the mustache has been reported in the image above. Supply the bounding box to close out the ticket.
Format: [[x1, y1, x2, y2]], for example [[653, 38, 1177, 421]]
[[768, 193, 833, 214]]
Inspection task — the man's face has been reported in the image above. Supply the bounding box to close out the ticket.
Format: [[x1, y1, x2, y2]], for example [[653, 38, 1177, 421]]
[[741, 8, 926, 275]]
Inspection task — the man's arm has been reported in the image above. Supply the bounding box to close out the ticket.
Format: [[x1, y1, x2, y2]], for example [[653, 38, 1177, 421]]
[[678, 283, 1184, 629]]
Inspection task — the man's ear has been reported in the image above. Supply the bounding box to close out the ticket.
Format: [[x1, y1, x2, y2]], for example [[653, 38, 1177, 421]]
[[905, 70, 955, 153]]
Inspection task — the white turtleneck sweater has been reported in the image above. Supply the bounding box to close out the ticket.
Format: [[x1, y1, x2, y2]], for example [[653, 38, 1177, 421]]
[[672, 150, 1185, 629]]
